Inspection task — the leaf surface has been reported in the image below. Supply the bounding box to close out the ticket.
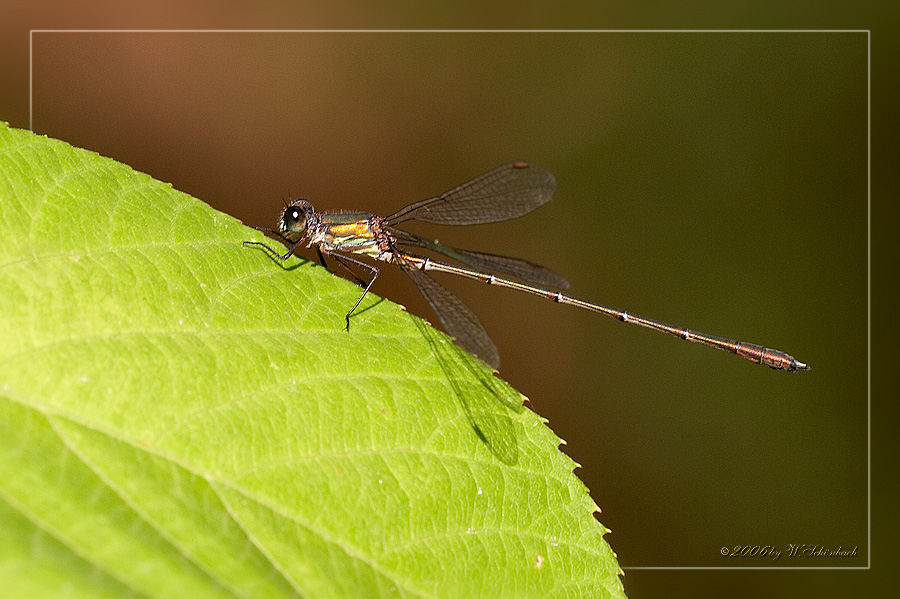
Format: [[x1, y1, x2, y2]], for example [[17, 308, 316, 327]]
[[0, 123, 624, 598]]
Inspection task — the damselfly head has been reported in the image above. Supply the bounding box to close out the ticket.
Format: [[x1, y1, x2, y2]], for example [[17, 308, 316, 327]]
[[279, 199, 314, 241]]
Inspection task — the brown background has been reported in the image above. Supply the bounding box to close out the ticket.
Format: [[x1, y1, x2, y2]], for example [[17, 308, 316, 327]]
[[3, 3, 892, 597]]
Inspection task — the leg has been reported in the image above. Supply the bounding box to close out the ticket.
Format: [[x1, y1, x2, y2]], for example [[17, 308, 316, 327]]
[[324, 251, 379, 330], [316, 246, 329, 269], [242, 240, 303, 260], [316, 246, 369, 288]]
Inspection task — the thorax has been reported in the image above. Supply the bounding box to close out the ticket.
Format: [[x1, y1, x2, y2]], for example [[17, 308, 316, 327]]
[[309, 212, 393, 259]]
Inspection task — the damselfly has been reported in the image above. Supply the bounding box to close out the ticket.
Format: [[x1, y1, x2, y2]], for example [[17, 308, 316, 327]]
[[244, 162, 809, 372]]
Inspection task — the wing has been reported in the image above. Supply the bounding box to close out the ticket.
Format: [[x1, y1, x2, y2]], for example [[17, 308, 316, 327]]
[[387, 162, 557, 226], [392, 229, 570, 290], [399, 259, 501, 369]]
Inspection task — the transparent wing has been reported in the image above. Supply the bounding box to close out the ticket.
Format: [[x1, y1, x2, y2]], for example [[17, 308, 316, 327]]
[[387, 162, 557, 226], [392, 230, 570, 290], [398, 258, 501, 369]]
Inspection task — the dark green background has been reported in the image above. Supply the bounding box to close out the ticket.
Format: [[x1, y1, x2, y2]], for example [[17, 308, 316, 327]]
[[4, 15, 884, 598]]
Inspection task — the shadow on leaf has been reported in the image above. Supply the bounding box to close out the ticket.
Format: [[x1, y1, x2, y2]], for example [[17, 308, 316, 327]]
[[412, 318, 522, 465]]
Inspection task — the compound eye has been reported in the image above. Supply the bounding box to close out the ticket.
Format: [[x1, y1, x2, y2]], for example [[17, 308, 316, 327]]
[[281, 208, 307, 235]]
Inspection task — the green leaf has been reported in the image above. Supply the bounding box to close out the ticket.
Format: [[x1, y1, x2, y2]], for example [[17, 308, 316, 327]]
[[0, 122, 624, 599]]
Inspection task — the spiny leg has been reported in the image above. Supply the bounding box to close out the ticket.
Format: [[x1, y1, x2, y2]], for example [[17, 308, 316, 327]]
[[324, 250, 380, 330], [242, 239, 304, 261]]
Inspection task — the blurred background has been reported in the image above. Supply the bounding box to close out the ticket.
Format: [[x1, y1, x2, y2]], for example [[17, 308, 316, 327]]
[[2, 6, 888, 597]]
